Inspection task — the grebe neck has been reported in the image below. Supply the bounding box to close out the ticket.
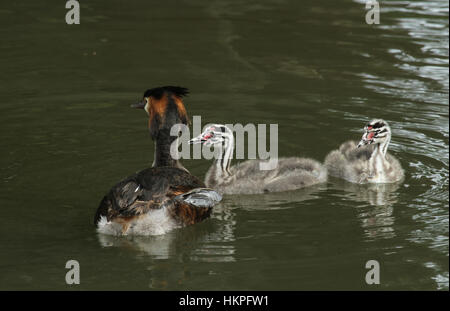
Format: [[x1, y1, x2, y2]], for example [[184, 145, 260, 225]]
[[152, 130, 184, 169], [213, 134, 234, 178], [369, 134, 391, 178], [371, 133, 391, 159]]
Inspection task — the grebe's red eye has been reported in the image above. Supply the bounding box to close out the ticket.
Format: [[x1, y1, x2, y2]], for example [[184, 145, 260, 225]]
[[367, 126, 373, 130]]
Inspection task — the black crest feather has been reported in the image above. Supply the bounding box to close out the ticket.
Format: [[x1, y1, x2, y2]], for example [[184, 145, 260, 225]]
[[143, 86, 189, 99], [372, 121, 385, 129]]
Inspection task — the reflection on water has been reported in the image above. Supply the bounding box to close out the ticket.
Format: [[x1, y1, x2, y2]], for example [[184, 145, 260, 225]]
[[97, 206, 237, 289], [95, 186, 327, 288], [331, 180, 401, 240], [359, 204, 396, 240], [99, 234, 175, 260], [226, 184, 326, 211], [97, 204, 239, 289], [331, 179, 401, 207], [98, 204, 237, 263]]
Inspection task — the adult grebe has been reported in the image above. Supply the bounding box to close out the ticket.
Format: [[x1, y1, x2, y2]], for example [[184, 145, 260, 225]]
[[189, 124, 327, 195], [324, 119, 404, 184], [94, 86, 222, 236]]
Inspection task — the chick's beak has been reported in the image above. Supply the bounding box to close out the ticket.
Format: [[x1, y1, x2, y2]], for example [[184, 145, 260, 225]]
[[357, 139, 367, 148], [188, 135, 206, 145], [131, 99, 146, 109], [357, 131, 374, 148]]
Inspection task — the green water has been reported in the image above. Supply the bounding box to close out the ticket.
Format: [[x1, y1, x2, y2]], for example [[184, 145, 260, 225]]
[[0, 0, 448, 290]]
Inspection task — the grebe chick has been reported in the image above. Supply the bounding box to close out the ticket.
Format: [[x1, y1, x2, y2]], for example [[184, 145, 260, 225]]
[[95, 87, 222, 236], [324, 119, 404, 184], [189, 124, 327, 195]]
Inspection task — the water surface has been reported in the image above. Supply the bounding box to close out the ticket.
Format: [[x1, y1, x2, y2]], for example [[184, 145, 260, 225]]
[[0, 0, 448, 290]]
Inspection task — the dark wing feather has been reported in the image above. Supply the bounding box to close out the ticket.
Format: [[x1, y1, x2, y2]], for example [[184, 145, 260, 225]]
[[94, 167, 207, 225], [174, 188, 222, 208], [166, 188, 222, 225]]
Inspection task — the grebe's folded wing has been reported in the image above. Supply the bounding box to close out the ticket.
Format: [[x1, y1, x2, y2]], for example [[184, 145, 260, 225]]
[[165, 188, 222, 225], [174, 188, 222, 208], [94, 168, 219, 226]]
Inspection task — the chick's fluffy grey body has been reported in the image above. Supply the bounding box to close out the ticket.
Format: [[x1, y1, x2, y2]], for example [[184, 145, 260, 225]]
[[324, 140, 403, 184], [205, 157, 328, 195]]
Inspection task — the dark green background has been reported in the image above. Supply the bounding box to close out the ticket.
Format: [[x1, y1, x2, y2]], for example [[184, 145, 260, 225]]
[[0, 0, 448, 290]]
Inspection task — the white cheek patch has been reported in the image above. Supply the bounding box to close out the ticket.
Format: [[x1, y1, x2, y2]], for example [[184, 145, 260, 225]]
[[144, 102, 149, 115]]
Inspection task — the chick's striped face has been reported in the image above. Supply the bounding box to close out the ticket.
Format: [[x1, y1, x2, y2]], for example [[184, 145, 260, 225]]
[[358, 119, 391, 147], [189, 125, 229, 146]]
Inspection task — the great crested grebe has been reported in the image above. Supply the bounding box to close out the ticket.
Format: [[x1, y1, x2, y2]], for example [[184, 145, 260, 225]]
[[324, 119, 404, 184], [189, 124, 327, 195], [94, 86, 222, 236]]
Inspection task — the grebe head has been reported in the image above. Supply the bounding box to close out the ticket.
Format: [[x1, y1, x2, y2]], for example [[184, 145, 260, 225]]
[[131, 86, 189, 139], [357, 119, 391, 148], [189, 124, 233, 147]]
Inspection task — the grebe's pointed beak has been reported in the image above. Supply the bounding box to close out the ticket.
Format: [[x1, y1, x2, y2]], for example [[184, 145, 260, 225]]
[[188, 135, 206, 145], [357, 130, 374, 148], [357, 139, 366, 148], [130, 99, 146, 109]]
